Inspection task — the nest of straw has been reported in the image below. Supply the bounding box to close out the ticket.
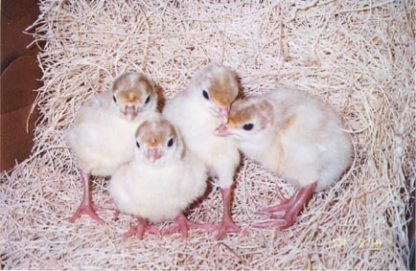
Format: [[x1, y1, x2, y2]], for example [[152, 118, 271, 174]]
[[1, 0, 415, 269]]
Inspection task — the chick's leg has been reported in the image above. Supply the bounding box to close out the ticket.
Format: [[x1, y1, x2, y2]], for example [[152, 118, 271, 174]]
[[212, 157, 241, 240], [253, 182, 317, 230], [69, 171, 104, 224], [123, 218, 161, 239], [216, 187, 241, 240]]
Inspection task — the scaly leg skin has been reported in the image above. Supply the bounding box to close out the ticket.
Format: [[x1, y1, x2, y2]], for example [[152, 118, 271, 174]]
[[162, 213, 218, 239], [215, 187, 241, 240], [123, 218, 161, 239], [69, 171, 104, 224], [253, 182, 317, 230]]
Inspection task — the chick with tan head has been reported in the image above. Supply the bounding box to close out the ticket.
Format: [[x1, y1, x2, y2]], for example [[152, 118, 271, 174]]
[[217, 86, 353, 230], [163, 64, 242, 239], [112, 72, 157, 120], [66, 72, 157, 224], [109, 113, 208, 239]]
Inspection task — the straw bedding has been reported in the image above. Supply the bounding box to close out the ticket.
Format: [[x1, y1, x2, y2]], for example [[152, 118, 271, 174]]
[[1, 0, 415, 269]]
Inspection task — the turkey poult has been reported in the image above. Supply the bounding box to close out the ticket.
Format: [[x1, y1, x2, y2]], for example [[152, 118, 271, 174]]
[[66, 72, 157, 224], [109, 113, 208, 239], [216, 86, 353, 230], [163, 64, 242, 239]]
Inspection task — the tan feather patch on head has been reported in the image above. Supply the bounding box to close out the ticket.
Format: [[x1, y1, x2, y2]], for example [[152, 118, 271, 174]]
[[118, 89, 141, 104], [227, 105, 251, 128], [209, 69, 239, 108], [113, 72, 155, 105], [228, 98, 274, 128], [136, 119, 176, 148]]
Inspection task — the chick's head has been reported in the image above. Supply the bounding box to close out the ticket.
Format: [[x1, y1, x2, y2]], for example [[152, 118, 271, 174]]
[[216, 97, 274, 140], [135, 116, 183, 165], [112, 72, 157, 120], [191, 64, 239, 121]]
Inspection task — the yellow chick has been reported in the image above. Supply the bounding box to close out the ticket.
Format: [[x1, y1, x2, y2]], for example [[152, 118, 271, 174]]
[[216, 86, 353, 229], [66, 72, 157, 224], [109, 113, 208, 239], [163, 64, 241, 239]]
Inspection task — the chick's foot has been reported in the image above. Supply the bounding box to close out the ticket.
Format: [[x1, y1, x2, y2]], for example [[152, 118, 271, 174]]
[[215, 216, 241, 240], [123, 218, 161, 239], [163, 213, 218, 239], [253, 182, 317, 230], [69, 203, 104, 224], [69, 171, 104, 224]]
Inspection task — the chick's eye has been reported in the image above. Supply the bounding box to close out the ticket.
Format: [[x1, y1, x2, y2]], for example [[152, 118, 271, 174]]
[[145, 95, 151, 104], [136, 141, 140, 148], [243, 123, 254, 131], [113, 95, 117, 103], [202, 90, 209, 100], [167, 138, 174, 147]]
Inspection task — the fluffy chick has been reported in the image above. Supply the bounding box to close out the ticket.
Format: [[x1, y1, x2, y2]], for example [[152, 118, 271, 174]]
[[163, 64, 241, 239], [216, 86, 353, 229], [66, 72, 157, 224], [109, 113, 208, 239]]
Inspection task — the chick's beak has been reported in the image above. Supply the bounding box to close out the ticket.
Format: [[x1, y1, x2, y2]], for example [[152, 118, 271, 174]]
[[123, 105, 138, 120], [217, 107, 230, 123], [215, 123, 231, 136], [146, 148, 162, 162]]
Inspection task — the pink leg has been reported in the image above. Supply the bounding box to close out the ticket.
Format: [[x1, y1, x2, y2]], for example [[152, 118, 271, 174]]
[[256, 185, 297, 216], [274, 185, 288, 202], [162, 213, 217, 239], [123, 218, 161, 239], [69, 171, 104, 224], [215, 187, 241, 240], [253, 182, 317, 230]]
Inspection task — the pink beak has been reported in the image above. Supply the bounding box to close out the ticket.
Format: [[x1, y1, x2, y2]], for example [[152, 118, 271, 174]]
[[124, 105, 138, 119], [215, 123, 230, 136], [146, 148, 162, 162], [218, 107, 229, 121]]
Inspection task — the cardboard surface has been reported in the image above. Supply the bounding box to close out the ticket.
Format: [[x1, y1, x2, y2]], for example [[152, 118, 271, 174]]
[[1, 55, 41, 114], [1, 0, 40, 71], [0, 104, 38, 170], [1, 0, 41, 171]]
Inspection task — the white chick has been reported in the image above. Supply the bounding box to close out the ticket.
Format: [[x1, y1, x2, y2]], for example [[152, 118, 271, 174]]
[[163, 64, 241, 239], [216, 86, 353, 229], [66, 72, 157, 224], [109, 113, 208, 239]]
